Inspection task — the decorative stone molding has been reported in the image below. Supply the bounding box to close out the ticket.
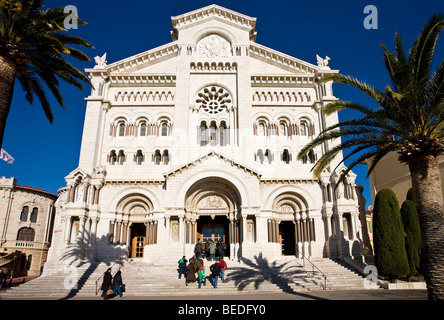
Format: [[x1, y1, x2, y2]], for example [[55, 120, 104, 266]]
[[109, 75, 176, 87]]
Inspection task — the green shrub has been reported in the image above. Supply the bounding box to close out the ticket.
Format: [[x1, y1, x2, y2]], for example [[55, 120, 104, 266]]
[[401, 200, 421, 277], [373, 189, 409, 279]]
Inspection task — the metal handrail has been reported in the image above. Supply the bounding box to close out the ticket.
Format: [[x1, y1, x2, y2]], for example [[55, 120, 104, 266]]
[[299, 253, 327, 290], [95, 262, 120, 296]]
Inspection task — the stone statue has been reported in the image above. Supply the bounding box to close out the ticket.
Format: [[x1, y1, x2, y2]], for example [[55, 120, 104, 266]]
[[316, 54, 331, 69], [94, 53, 107, 68]]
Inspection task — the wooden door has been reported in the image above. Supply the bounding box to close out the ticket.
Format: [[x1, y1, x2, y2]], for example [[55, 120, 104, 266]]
[[196, 232, 203, 244], [131, 236, 145, 258]]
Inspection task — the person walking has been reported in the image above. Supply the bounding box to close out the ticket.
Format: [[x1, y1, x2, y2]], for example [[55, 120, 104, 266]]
[[112, 270, 125, 298], [218, 257, 227, 282], [205, 240, 210, 259], [197, 267, 207, 289], [195, 254, 204, 272], [210, 261, 221, 288], [100, 268, 113, 299], [178, 256, 188, 279], [194, 239, 204, 259], [209, 240, 217, 261], [185, 261, 196, 286]]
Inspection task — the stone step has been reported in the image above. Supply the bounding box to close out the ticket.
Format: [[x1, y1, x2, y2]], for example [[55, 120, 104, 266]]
[[0, 258, 373, 298]]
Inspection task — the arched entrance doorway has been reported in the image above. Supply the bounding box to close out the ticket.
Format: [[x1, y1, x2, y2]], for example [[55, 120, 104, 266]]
[[129, 223, 146, 258], [197, 216, 230, 258], [271, 191, 313, 258], [185, 177, 241, 260], [115, 193, 154, 259]]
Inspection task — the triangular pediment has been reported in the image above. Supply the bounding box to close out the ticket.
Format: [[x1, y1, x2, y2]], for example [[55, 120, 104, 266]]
[[164, 151, 262, 179], [171, 4, 257, 41], [65, 167, 91, 181], [85, 5, 337, 77]]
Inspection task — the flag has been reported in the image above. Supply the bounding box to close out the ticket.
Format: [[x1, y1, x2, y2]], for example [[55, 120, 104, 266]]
[[0, 148, 14, 164]]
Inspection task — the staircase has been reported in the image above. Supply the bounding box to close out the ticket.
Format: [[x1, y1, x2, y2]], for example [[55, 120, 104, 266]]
[[0, 257, 375, 299]]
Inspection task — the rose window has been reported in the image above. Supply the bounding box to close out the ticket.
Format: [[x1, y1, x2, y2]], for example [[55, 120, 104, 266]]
[[195, 86, 231, 115]]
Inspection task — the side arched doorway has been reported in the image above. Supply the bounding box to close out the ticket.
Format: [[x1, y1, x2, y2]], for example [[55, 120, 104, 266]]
[[185, 177, 242, 260], [115, 193, 155, 259], [271, 191, 314, 258]]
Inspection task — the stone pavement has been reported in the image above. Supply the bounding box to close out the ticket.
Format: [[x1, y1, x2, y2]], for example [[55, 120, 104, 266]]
[[2, 289, 428, 300]]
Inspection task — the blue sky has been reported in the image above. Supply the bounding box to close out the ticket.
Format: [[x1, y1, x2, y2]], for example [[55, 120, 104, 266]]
[[1, 0, 443, 208]]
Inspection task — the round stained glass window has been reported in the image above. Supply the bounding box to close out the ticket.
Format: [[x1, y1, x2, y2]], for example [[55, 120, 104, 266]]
[[195, 86, 231, 115]]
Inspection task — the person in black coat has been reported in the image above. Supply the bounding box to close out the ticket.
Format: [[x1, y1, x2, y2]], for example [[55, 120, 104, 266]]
[[210, 262, 221, 288], [100, 268, 112, 299], [112, 270, 124, 298]]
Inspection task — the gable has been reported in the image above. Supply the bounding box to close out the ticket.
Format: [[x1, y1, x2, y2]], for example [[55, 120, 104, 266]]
[[164, 151, 262, 179], [171, 4, 257, 42]]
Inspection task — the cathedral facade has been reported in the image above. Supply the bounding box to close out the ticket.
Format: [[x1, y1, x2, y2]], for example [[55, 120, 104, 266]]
[[45, 5, 363, 269]]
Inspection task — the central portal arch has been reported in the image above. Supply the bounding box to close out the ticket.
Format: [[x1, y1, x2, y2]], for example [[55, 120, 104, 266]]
[[184, 177, 242, 260]]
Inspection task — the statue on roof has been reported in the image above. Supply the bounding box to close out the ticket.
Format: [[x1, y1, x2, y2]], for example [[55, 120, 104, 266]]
[[94, 53, 107, 68], [316, 54, 331, 70]]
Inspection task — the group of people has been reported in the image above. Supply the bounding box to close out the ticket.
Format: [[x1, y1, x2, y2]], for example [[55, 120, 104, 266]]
[[100, 268, 125, 299], [178, 239, 228, 289]]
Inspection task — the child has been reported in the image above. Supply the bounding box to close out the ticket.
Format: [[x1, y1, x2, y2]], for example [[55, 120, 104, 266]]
[[198, 267, 207, 289]]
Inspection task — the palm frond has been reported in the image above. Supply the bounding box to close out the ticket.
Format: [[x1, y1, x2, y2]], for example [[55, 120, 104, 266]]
[[0, 0, 92, 124]]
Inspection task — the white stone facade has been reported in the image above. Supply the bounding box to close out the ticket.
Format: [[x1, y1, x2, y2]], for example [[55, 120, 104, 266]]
[[45, 5, 362, 269]]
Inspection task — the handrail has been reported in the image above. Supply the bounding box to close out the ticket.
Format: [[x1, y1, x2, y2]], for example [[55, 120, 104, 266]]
[[95, 262, 120, 296], [299, 253, 327, 290]]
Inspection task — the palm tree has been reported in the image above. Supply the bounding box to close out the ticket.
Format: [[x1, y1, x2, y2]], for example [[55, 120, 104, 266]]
[[0, 0, 93, 150], [298, 14, 444, 300]]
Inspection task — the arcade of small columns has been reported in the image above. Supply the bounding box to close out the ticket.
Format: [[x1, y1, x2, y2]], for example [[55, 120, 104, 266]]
[[59, 176, 359, 260]]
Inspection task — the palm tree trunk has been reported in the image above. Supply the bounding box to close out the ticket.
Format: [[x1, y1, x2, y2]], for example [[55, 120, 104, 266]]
[[0, 56, 17, 150], [409, 155, 444, 300]]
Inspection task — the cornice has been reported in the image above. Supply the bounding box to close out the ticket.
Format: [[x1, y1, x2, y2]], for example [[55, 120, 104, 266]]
[[249, 43, 339, 76], [85, 43, 180, 76], [251, 75, 316, 87], [108, 74, 176, 87]]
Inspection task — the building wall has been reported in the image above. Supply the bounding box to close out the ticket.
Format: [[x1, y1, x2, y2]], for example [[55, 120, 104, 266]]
[[368, 152, 444, 204], [0, 177, 57, 276], [45, 5, 364, 271]]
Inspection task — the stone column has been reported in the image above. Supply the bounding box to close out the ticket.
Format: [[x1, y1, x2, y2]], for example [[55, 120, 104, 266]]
[[179, 216, 184, 245], [64, 216, 72, 244]]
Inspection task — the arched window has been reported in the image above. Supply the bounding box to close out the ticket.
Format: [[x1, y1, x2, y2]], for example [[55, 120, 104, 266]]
[[308, 151, 316, 163], [327, 184, 332, 202], [279, 121, 288, 136], [256, 149, 264, 164], [161, 122, 169, 136], [282, 149, 291, 164], [258, 122, 266, 136], [20, 206, 29, 222], [118, 122, 126, 137], [30, 207, 38, 223], [209, 121, 217, 146], [140, 123, 147, 136], [265, 149, 273, 164], [135, 150, 144, 165], [300, 121, 308, 136], [163, 150, 169, 165], [154, 150, 161, 165], [109, 150, 117, 165], [17, 228, 35, 242], [118, 150, 126, 165], [219, 121, 228, 146], [199, 122, 208, 146]]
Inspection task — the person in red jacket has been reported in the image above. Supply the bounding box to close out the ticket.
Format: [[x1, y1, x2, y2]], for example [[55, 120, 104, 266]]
[[218, 257, 227, 282]]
